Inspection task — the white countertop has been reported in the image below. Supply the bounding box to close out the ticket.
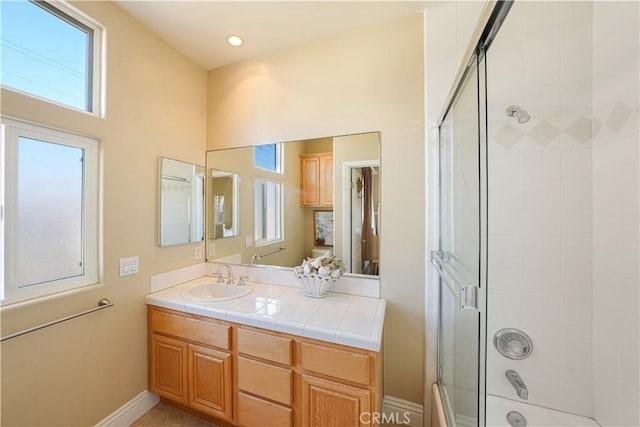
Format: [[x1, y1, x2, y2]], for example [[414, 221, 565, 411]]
[[145, 276, 386, 352]]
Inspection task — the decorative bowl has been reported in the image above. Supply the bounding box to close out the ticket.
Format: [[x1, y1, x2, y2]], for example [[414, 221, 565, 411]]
[[295, 273, 336, 298]]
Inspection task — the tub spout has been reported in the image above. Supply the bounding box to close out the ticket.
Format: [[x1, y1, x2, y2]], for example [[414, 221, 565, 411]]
[[506, 369, 528, 400]]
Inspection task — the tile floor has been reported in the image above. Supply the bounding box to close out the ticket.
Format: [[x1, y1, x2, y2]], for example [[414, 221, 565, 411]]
[[132, 402, 219, 427], [133, 401, 399, 426]]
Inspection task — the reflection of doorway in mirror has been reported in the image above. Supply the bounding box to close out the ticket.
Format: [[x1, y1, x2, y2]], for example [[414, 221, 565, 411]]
[[344, 161, 380, 275], [351, 168, 363, 273]]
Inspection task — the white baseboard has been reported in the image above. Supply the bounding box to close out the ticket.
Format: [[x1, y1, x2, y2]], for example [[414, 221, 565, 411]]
[[95, 390, 159, 427], [383, 395, 424, 426]]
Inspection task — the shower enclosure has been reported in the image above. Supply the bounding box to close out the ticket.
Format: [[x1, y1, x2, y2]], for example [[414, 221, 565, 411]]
[[432, 1, 639, 426]]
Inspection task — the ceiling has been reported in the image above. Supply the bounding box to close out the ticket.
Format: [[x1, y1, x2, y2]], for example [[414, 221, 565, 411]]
[[113, 1, 433, 70]]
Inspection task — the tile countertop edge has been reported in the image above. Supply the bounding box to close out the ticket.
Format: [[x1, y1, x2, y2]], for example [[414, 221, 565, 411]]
[[144, 283, 386, 353]]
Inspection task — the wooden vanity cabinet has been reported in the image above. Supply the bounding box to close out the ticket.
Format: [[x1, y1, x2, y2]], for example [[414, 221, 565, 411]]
[[237, 327, 294, 427], [299, 341, 379, 427], [300, 152, 333, 207], [148, 307, 233, 423], [148, 307, 381, 427]]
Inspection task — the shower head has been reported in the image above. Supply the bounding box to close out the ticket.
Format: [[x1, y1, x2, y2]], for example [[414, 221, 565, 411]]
[[506, 105, 531, 124]]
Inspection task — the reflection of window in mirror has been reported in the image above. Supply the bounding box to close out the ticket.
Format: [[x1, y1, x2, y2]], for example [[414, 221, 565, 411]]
[[254, 143, 283, 173], [255, 179, 283, 246]]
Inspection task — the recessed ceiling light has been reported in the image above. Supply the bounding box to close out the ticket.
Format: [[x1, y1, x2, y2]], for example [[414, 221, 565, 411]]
[[227, 35, 243, 47]]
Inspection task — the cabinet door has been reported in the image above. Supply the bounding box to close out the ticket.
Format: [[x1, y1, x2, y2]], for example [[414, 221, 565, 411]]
[[320, 155, 333, 206], [301, 374, 371, 427], [150, 334, 188, 404], [188, 344, 233, 422], [301, 156, 321, 206]]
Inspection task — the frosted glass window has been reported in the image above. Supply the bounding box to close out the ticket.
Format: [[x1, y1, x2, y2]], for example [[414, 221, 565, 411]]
[[2, 117, 99, 304], [16, 137, 84, 287], [0, 1, 99, 112], [255, 179, 282, 245]]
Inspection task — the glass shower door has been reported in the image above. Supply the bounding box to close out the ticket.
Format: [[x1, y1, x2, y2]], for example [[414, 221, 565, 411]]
[[435, 54, 487, 427]]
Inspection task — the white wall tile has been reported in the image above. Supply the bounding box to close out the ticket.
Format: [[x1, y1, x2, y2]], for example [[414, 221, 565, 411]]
[[488, 261, 524, 293], [562, 321, 592, 358], [490, 208, 525, 238], [562, 263, 592, 299], [525, 234, 562, 269], [562, 209, 592, 239], [525, 179, 562, 209], [490, 290, 525, 321], [524, 265, 561, 296], [561, 180, 592, 209], [525, 208, 562, 238], [491, 236, 525, 265], [526, 293, 561, 325], [489, 179, 525, 209]]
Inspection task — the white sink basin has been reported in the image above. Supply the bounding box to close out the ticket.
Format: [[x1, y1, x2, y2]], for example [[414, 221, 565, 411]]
[[181, 282, 252, 302]]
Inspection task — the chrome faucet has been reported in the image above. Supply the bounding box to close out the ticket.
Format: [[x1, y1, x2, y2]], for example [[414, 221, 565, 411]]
[[249, 254, 261, 267], [506, 370, 528, 400], [216, 263, 234, 285]]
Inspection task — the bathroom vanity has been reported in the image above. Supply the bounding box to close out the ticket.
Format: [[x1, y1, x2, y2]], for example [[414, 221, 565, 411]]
[[145, 276, 385, 427]]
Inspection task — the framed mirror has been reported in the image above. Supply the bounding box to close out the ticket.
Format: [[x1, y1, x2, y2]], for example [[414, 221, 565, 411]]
[[158, 157, 205, 246], [211, 169, 240, 239], [205, 132, 380, 277]]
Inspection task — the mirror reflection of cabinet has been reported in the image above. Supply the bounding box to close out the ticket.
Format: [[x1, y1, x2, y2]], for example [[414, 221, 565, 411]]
[[205, 132, 380, 276], [211, 170, 240, 239], [300, 152, 333, 207], [159, 157, 205, 247]]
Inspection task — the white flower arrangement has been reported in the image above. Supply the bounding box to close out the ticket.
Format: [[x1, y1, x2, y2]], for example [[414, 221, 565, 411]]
[[294, 252, 346, 297]]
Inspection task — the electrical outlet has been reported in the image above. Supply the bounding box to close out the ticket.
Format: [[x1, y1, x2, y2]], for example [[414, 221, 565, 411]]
[[245, 236, 253, 248], [209, 243, 216, 256], [195, 246, 202, 260]]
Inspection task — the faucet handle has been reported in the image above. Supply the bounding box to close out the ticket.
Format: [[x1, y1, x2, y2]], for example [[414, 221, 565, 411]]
[[212, 271, 224, 284], [237, 275, 249, 287]]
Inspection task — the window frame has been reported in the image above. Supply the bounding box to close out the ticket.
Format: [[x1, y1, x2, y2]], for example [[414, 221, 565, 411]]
[[254, 178, 284, 247], [0, 0, 104, 116], [1, 117, 100, 305]]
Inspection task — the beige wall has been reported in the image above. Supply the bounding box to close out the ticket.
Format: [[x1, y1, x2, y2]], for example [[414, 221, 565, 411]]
[[0, 1, 207, 425], [207, 14, 425, 403]]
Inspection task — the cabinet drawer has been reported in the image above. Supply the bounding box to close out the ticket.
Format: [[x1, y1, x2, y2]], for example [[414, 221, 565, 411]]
[[238, 328, 292, 365], [150, 308, 230, 350], [238, 392, 292, 427], [238, 357, 292, 405], [300, 342, 371, 386]]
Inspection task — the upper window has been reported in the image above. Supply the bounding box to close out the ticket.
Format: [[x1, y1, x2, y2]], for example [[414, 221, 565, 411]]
[[0, 0, 102, 113], [1, 117, 99, 304], [254, 143, 282, 173]]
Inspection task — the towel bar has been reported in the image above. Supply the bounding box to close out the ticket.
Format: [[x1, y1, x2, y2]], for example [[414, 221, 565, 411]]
[[0, 298, 114, 342]]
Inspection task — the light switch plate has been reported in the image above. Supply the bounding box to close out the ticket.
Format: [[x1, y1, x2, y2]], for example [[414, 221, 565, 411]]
[[209, 243, 215, 256], [245, 237, 253, 248], [119, 256, 139, 277]]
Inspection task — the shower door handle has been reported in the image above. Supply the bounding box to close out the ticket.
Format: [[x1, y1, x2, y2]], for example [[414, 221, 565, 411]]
[[431, 250, 479, 310]]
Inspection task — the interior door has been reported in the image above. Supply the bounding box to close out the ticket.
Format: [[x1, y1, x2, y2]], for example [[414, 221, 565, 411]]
[[435, 53, 487, 427]]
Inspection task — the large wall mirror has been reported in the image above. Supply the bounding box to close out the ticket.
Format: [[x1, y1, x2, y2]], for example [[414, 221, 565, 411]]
[[158, 157, 205, 246], [205, 132, 380, 277]]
